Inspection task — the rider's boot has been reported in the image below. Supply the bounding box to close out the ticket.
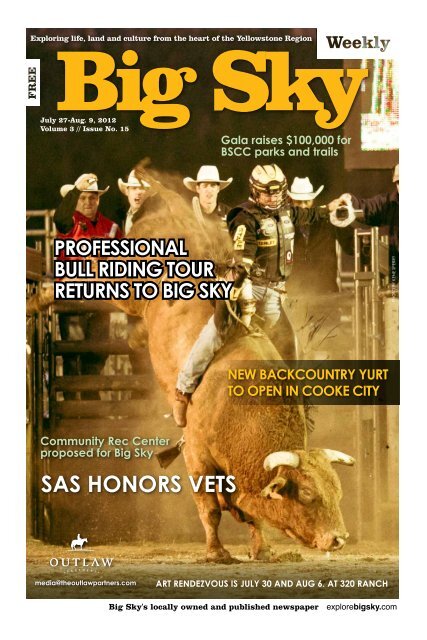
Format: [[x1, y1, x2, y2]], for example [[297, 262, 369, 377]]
[[173, 389, 192, 428]]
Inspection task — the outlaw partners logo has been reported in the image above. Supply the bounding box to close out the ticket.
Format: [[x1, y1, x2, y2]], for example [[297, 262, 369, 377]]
[[48, 534, 114, 573], [70, 533, 88, 550]]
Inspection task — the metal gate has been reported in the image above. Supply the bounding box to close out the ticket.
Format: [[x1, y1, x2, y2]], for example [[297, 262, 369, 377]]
[[353, 227, 398, 541]]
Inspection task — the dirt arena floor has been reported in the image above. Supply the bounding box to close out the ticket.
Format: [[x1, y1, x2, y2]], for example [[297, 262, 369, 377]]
[[27, 538, 398, 599]]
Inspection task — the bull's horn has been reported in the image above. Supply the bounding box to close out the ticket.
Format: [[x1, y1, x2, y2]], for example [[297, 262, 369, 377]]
[[263, 452, 300, 471], [322, 449, 355, 466]]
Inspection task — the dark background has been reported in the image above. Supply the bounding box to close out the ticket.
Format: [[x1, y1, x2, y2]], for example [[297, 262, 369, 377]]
[[26, 28, 398, 206], [26, 28, 398, 293]]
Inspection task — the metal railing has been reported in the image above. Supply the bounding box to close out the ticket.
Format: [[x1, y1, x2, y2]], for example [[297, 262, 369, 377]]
[[26, 210, 55, 274]]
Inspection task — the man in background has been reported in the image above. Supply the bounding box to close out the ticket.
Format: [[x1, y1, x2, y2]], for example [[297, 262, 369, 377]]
[[118, 168, 164, 233], [183, 165, 232, 232], [330, 164, 399, 282], [54, 173, 122, 399], [118, 167, 162, 395]]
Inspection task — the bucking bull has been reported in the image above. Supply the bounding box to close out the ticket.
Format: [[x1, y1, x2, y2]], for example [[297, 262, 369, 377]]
[[27, 175, 354, 562]]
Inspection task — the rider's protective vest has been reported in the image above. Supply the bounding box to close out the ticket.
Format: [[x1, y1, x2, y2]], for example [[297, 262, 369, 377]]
[[227, 201, 295, 282]]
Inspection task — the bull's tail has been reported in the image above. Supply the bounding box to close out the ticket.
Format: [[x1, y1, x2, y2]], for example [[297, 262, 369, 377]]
[[155, 436, 185, 469]]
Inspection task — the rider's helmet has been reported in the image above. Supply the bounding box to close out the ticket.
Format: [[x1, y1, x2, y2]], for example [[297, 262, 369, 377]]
[[249, 164, 288, 212]]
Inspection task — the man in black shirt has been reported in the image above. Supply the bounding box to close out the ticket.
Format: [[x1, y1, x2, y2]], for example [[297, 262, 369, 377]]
[[330, 164, 399, 282]]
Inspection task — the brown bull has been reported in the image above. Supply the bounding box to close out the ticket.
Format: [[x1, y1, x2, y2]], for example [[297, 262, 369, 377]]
[[28, 174, 354, 562], [149, 308, 354, 560]]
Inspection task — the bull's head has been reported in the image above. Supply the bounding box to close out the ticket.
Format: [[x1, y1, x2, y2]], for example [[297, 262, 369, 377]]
[[260, 448, 355, 552]]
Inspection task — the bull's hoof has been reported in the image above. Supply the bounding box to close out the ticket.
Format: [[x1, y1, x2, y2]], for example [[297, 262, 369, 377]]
[[206, 548, 241, 564], [250, 546, 274, 562]]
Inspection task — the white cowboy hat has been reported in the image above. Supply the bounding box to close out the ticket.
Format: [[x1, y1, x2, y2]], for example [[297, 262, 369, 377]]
[[183, 165, 233, 192], [118, 169, 151, 195], [60, 174, 109, 198], [288, 177, 324, 201]]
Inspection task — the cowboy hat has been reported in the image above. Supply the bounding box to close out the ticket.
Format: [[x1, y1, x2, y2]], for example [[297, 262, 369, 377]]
[[60, 173, 109, 198], [183, 165, 233, 192], [288, 177, 324, 201], [118, 169, 151, 195]]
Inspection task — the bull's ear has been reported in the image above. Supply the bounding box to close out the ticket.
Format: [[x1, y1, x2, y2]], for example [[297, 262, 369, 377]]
[[261, 476, 288, 500], [321, 449, 355, 466]]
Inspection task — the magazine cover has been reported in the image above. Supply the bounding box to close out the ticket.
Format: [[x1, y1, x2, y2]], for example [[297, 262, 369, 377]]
[[25, 26, 399, 606]]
